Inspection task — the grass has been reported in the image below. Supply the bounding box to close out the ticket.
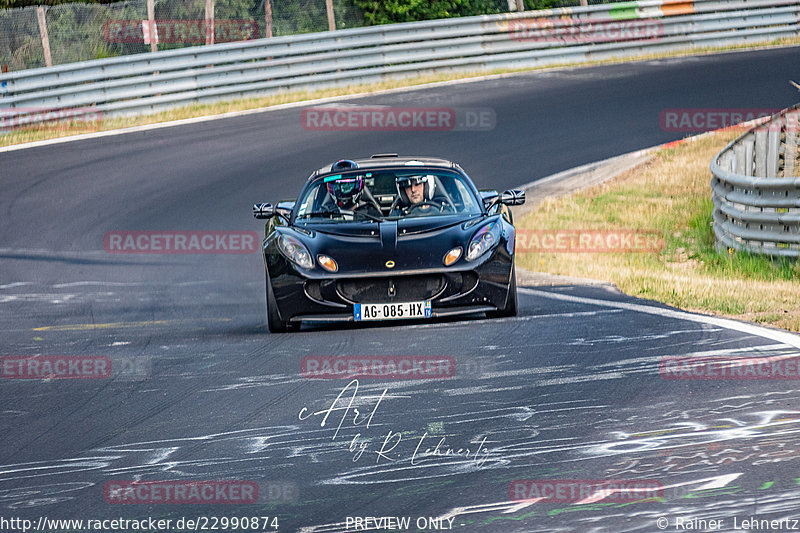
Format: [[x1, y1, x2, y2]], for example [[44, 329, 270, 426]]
[[515, 130, 800, 333], [2, 35, 800, 148]]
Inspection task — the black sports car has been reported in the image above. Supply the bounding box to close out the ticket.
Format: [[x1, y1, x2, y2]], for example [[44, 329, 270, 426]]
[[252, 154, 525, 332]]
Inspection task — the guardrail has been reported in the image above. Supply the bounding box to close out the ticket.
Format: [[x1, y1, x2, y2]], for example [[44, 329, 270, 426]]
[[710, 104, 800, 257], [1, 0, 799, 125]]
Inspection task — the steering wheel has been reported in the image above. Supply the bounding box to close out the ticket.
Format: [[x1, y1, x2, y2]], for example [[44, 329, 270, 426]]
[[410, 199, 456, 213], [406, 201, 446, 215]]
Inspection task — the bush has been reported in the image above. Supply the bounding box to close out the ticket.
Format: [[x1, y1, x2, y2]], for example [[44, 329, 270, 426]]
[[351, 0, 507, 25]]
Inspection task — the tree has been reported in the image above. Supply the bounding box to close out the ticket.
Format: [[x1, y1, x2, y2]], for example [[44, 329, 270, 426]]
[[352, 0, 504, 25]]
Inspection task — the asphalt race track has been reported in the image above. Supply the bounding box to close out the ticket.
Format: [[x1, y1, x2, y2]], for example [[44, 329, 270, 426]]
[[2, 46, 800, 532]]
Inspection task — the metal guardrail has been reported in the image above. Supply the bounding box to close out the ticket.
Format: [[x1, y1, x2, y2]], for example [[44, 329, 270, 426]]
[[710, 104, 800, 257], [1, 0, 799, 125]]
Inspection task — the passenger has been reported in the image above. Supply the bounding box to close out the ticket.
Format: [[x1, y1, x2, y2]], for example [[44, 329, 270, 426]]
[[393, 174, 454, 216]]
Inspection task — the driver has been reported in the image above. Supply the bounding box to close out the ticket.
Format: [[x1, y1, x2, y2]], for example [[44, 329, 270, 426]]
[[393, 174, 453, 216], [325, 174, 382, 219]]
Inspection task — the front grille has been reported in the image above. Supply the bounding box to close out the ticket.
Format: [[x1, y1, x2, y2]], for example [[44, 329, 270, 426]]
[[336, 275, 447, 304]]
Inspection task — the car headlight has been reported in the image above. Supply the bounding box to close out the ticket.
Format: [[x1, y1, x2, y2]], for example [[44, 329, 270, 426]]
[[277, 234, 313, 269], [317, 254, 338, 272], [466, 221, 500, 262], [443, 247, 462, 266]]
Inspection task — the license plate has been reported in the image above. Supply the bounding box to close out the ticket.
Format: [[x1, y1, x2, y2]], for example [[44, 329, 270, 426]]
[[354, 301, 432, 321]]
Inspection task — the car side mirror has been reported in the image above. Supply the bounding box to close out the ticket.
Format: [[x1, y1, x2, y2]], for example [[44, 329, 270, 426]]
[[479, 189, 499, 208], [499, 189, 525, 206], [253, 203, 276, 219], [275, 201, 295, 219]]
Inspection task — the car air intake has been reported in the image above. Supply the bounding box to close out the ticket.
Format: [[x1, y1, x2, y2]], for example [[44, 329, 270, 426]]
[[336, 275, 446, 304]]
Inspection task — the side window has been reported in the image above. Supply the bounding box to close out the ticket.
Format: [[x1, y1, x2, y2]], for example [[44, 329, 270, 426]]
[[449, 177, 471, 211], [296, 185, 320, 218]]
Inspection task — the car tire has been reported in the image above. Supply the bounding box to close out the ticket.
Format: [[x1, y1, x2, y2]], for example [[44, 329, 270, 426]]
[[487, 263, 517, 318], [266, 274, 296, 333]]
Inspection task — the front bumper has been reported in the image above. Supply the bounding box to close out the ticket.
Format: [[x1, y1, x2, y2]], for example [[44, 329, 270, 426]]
[[267, 247, 513, 325]]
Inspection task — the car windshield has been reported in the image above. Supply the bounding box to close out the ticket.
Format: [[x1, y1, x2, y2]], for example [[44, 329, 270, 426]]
[[294, 169, 483, 223]]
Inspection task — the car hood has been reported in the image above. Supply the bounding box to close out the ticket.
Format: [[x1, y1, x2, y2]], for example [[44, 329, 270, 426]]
[[301, 215, 466, 236], [287, 215, 489, 274]]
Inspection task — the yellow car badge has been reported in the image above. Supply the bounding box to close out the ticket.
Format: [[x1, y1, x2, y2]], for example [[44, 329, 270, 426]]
[[385, 260, 395, 269]]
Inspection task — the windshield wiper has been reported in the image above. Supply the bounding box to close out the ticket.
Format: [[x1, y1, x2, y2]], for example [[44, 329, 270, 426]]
[[298, 210, 383, 222], [297, 210, 340, 219], [338, 209, 384, 222]]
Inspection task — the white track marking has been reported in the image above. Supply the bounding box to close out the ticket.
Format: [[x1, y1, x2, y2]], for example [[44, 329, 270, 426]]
[[519, 288, 800, 350]]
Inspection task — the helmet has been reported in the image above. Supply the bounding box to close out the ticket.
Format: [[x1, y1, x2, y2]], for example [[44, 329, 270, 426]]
[[326, 174, 364, 208], [396, 174, 435, 205], [331, 159, 359, 172]]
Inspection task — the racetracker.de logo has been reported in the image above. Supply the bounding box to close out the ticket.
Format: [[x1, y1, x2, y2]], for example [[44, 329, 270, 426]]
[[104, 480, 258, 504], [660, 108, 783, 132], [301, 356, 456, 379], [509, 479, 663, 503], [102, 19, 258, 43], [509, 17, 663, 43], [1, 355, 112, 379], [516, 230, 663, 253], [104, 231, 259, 254], [0, 107, 102, 132], [660, 356, 800, 380], [301, 106, 495, 131]]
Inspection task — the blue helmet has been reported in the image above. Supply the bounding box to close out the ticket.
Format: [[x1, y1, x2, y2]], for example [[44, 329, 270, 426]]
[[326, 160, 364, 208], [326, 175, 364, 208]]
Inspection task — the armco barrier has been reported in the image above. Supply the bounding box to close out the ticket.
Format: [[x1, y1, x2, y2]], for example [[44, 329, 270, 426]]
[[1, 0, 799, 125], [710, 104, 800, 257]]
